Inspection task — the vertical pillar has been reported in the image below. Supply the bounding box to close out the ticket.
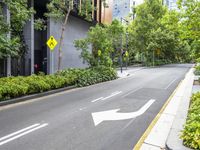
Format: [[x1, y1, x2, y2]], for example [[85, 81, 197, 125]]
[[30, 0, 34, 74], [3, 3, 11, 76], [23, 0, 34, 75]]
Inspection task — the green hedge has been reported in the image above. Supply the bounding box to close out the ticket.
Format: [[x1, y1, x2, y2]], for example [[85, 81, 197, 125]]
[[181, 92, 200, 149], [0, 66, 117, 101], [194, 65, 200, 76], [77, 66, 117, 87]]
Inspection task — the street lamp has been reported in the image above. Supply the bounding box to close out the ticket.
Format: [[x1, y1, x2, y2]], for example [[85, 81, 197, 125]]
[[120, 17, 129, 72]]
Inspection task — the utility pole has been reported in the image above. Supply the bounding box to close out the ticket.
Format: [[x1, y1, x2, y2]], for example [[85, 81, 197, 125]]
[[120, 17, 123, 73], [121, 17, 129, 72], [153, 50, 155, 67], [125, 32, 128, 69]]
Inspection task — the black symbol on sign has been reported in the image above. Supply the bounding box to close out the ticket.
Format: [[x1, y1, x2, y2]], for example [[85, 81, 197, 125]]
[[50, 37, 54, 47]]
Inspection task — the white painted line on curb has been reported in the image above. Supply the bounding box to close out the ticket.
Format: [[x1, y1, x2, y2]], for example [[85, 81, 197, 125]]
[[101, 91, 122, 101], [0, 123, 48, 146], [165, 78, 177, 89], [0, 124, 40, 142], [91, 97, 103, 103]]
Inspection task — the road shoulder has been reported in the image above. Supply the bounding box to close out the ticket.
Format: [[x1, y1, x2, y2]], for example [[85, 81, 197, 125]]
[[134, 67, 194, 150]]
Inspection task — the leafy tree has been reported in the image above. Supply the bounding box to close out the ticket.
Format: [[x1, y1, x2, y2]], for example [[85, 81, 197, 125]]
[[128, 0, 193, 65], [75, 20, 124, 67], [0, 35, 20, 59], [0, 0, 34, 59], [178, 0, 200, 61], [0, 1, 30, 59], [128, 0, 167, 64]]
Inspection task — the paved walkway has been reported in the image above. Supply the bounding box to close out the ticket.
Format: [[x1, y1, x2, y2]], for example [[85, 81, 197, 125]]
[[135, 68, 195, 150]]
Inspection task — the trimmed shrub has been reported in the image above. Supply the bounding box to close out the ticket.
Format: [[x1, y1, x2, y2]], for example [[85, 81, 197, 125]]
[[0, 67, 117, 101], [181, 92, 200, 149], [77, 66, 117, 87]]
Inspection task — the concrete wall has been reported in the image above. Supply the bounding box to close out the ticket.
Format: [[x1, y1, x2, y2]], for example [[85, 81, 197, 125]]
[[23, 7, 34, 75], [47, 15, 91, 74]]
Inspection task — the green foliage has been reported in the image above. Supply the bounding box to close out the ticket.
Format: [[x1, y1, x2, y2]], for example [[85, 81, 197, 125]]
[[46, 0, 94, 21], [78, 0, 94, 21], [0, 67, 117, 101], [76, 66, 117, 87], [75, 20, 125, 67], [181, 92, 200, 149], [128, 0, 167, 64], [0, 6, 9, 34], [45, 0, 72, 19], [0, 0, 34, 58], [191, 40, 200, 60], [194, 65, 200, 76], [178, 0, 200, 60], [0, 35, 21, 59], [34, 18, 47, 31], [5, 0, 34, 33], [127, 0, 193, 65]]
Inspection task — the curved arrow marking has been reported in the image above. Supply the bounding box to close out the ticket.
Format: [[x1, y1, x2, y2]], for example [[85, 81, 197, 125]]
[[92, 99, 155, 126]]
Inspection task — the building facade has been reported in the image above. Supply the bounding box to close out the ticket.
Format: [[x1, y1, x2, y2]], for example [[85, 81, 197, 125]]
[[0, 0, 146, 76]]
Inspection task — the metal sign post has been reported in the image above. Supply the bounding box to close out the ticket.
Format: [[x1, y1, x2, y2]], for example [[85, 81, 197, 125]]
[[47, 36, 58, 74]]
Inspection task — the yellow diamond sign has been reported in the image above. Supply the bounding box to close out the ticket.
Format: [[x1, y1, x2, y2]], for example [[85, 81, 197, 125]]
[[47, 36, 58, 51], [125, 51, 129, 57]]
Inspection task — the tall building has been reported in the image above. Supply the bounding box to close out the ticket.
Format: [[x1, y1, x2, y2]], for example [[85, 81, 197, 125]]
[[112, 0, 144, 21], [164, 0, 178, 10]]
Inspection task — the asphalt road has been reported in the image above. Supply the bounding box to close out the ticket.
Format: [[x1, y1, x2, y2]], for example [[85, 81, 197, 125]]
[[0, 64, 192, 150]]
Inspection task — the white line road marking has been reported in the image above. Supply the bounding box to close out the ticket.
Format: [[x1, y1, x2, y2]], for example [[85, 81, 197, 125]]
[[111, 91, 120, 95], [165, 78, 177, 89], [91, 97, 103, 103], [79, 107, 86, 110], [0, 123, 48, 146], [0, 124, 40, 142], [101, 91, 122, 101], [121, 88, 142, 98]]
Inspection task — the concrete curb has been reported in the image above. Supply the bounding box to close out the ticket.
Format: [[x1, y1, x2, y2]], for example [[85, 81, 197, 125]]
[[0, 86, 75, 106], [165, 69, 194, 150]]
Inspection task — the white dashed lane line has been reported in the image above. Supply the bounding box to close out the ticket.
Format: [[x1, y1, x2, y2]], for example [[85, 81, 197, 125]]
[[0, 123, 48, 146]]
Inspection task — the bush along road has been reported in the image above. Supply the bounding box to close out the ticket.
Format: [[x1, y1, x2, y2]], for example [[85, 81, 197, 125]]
[[181, 92, 200, 149], [0, 66, 117, 102]]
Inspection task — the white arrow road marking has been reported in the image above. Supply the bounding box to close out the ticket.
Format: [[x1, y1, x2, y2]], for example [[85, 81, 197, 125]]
[[101, 91, 122, 101], [0, 123, 48, 146], [92, 99, 155, 126]]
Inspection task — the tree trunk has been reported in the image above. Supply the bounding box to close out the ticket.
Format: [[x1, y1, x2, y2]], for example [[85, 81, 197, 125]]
[[57, 6, 71, 72]]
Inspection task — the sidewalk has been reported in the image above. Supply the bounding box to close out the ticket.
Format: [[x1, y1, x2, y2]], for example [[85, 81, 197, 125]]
[[134, 68, 195, 150]]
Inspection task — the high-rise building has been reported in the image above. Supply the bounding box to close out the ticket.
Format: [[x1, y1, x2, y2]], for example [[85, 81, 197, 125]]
[[164, 0, 178, 10]]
